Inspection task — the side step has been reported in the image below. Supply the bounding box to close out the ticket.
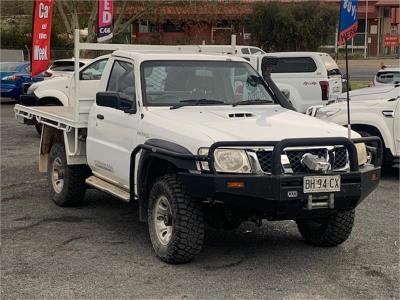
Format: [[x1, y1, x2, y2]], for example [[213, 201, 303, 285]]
[[85, 176, 130, 202]]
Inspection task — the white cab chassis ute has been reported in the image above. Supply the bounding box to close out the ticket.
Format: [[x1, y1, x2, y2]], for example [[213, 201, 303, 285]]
[[15, 33, 382, 263]]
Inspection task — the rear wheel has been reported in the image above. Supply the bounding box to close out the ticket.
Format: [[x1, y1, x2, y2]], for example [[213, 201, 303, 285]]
[[148, 174, 204, 263], [48, 143, 89, 206], [296, 210, 355, 246]]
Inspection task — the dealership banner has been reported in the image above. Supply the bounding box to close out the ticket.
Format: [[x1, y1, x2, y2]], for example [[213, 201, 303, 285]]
[[31, 0, 54, 77], [97, 0, 113, 42], [338, 0, 359, 45]]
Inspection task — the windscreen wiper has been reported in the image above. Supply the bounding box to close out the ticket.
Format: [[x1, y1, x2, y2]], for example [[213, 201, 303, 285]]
[[232, 99, 273, 107], [170, 98, 225, 110]]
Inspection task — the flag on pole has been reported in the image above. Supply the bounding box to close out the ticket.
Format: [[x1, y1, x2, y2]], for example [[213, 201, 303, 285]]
[[97, 0, 113, 42], [338, 0, 359, 45], [31, 0, 54, 77], [338, 0, 359, 138]]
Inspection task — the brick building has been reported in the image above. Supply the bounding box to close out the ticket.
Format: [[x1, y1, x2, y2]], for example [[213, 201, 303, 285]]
[[121, 1, 399, 56]]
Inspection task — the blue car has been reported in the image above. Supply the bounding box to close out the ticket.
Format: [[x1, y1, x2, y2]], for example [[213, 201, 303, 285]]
[[0, 62, 44, 100]]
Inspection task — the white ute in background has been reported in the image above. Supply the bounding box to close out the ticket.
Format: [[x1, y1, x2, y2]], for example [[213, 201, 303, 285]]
[[313, 85, 400, 167], [25, 55, 109, 107], [373, 65, 400, 86]]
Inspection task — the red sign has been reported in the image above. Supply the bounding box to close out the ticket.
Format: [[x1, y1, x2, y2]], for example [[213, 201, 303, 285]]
[[31, 0, 53, 77], [97, 0, 113, 42], [384, 36, 399, 47]]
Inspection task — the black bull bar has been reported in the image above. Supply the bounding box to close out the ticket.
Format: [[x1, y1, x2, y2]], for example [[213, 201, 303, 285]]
[[131, 136, 382, 184]]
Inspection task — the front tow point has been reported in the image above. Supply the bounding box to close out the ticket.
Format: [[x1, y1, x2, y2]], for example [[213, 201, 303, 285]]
[[307, 193, 335, 210]]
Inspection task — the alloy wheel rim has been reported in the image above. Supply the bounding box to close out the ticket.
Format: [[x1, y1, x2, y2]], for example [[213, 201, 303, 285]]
[[154, 195, 173, 245], [51, 157, 64, 193]]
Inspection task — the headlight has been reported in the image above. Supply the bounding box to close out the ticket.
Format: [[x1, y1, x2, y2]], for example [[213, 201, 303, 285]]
[[355, 143, 368, 166], [315, 108, 341, 119], [198, 148, 252, 173]]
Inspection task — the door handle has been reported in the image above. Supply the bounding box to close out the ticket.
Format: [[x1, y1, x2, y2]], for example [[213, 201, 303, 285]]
[[97, 114, 104, 120]]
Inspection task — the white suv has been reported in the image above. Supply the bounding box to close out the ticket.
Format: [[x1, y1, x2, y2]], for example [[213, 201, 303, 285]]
[[374, 66, 400, 86], [242, 52, 343, 112]]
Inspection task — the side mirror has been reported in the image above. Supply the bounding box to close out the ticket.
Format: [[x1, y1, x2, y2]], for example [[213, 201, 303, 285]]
[[96, 91, 137, 114], [96, 91, 120, 109]]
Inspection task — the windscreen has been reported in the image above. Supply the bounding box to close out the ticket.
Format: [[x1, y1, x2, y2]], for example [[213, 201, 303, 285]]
[[141, 60, 274, 106]]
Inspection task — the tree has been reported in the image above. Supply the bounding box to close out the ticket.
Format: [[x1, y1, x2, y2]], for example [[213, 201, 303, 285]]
[[0, 1, 71, 50], [249, 1, 338, 52], [55, 0, 154, 43]]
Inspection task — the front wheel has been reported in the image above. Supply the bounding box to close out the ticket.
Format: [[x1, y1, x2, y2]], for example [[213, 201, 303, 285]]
[[148, 175, 205, 264], [296, 210, 355, 246]]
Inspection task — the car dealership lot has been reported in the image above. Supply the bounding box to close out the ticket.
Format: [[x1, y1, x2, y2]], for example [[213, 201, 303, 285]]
[[1, 102, 399, 299]]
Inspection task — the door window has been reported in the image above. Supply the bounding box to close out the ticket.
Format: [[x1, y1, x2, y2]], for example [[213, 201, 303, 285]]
[[81, 59, 108, 80], [250, 47, 264, 54], [107, 60, 135, 109]]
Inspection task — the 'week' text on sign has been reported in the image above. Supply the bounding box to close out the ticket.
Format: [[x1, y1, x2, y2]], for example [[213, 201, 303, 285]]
[[31, 0, 53, 77]]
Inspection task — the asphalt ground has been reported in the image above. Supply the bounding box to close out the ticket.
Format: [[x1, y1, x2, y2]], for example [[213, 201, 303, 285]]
[[1, 101, 399, 299]]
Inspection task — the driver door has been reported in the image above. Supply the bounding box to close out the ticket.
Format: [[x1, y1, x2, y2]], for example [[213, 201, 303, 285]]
[[87, 58, 140, 188]]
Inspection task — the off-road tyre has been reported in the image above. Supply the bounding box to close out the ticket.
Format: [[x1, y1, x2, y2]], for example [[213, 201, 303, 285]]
[[148, 174, 204, 264], [296, 210, 355, 247], [48, 143, 89, 207]]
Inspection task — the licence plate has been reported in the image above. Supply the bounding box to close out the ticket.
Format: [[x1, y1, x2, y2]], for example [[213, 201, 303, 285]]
[[303, 175, 341, 193]]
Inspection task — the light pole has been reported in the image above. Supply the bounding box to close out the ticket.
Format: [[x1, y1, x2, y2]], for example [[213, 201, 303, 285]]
[[364, 0, 369, 58]]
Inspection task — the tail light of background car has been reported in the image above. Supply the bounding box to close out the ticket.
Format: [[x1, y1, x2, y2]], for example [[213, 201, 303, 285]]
[[319, 81, 329, 101]]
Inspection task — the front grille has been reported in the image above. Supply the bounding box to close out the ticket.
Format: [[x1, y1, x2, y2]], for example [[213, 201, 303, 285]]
[[332, 147, 347, 169], [256, 150, 273, 173], [256, 147, 348, 173]]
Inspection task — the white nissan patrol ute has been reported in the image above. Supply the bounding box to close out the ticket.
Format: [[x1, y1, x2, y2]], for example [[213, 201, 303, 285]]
[[15, 43, 383, 263]]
